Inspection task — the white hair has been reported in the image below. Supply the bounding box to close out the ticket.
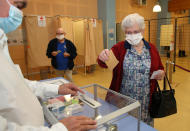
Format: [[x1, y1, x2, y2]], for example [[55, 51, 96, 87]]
[[121, 13, 145, 31]]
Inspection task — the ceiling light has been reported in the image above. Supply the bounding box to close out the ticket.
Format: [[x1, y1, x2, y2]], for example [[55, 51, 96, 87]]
[[153, 2, 161, 12]]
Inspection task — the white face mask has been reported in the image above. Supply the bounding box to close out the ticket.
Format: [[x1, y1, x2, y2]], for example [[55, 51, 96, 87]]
[[56, 34, 65, 40], [125, 33, 143, 46], [0, 0, 23, 34]]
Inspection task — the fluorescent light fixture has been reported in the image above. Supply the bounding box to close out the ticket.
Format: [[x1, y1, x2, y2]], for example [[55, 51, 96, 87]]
[[153, 2, 161, 12]]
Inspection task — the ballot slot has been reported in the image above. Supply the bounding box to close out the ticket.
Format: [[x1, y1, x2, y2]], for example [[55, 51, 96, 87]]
[[77, 94, 101, 108]]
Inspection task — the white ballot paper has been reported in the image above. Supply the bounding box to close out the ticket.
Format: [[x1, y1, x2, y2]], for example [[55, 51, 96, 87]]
[[150, 70, 162, 79]]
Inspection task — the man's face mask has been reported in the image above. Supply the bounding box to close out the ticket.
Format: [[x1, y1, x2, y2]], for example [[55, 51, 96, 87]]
[[56, 31, 65, 40], [0, 0, 24, 34], [125, 33, 143, 46]]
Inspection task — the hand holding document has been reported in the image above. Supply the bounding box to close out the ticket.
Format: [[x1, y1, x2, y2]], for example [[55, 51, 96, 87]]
[[105, 50, 119, 71]]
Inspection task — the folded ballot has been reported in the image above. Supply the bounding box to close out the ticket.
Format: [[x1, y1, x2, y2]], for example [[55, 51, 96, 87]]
[[105, 50, 119, 71]]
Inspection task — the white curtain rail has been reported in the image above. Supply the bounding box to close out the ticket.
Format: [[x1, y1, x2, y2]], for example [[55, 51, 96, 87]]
[[24, 14, 99, 20]]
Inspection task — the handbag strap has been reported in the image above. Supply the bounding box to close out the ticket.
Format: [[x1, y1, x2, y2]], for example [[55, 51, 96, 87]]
[[155, 74, 173, 92], [164, 74, 173, 91], [155, 80, 162, 92]]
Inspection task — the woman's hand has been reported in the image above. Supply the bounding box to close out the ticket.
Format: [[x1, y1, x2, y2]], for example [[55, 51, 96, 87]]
[[154, 70, 165, 80], [98, 49, 110, 62]]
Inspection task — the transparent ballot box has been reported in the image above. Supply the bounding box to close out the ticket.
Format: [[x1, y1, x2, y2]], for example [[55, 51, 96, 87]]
[[39, 83, 141, 131]]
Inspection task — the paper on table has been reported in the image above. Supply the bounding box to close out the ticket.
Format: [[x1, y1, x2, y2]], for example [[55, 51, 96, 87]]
[[150, 70, 162, 79], [105, 50, 119, 71]]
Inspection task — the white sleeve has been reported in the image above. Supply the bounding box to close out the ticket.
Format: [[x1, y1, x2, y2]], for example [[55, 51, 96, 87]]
[[13, 64, 59, 99], [0, 116, 68, 131], [24, 79, 60, 99]]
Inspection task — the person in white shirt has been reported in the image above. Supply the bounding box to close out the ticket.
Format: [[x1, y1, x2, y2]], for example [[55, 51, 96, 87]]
[[0, 0, 97, 131]]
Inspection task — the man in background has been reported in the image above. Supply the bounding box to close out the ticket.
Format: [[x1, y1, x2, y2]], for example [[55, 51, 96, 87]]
[[47, 28, 77, 82]]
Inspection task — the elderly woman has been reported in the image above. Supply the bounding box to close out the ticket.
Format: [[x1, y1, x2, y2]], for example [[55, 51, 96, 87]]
[[98, 13, 164, 126]]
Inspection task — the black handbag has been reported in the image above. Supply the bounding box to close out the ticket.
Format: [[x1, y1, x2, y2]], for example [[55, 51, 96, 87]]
[[150, 75, 177, 118]]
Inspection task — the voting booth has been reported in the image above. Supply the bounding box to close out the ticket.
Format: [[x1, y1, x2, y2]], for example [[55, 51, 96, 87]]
[[24, 16, 104, 74]]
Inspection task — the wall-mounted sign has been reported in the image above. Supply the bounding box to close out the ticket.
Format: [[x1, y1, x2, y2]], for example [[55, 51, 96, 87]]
[[6, 29, 25, 45], [91, 19, 96, 28], [38, 16, 46, 27]]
